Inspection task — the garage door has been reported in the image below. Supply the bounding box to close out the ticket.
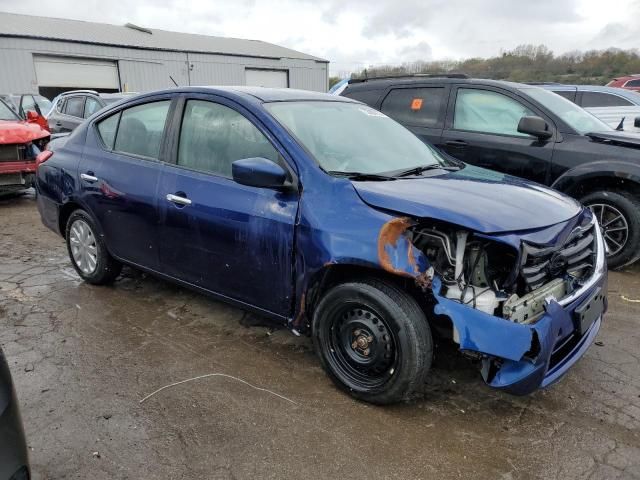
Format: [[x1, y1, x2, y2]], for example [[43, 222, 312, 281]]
[[245, 69, 288, 88], [34, 56, 120, 89]]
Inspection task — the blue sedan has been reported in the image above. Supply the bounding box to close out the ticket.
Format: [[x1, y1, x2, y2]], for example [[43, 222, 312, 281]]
[[35, 87, 607, 404]]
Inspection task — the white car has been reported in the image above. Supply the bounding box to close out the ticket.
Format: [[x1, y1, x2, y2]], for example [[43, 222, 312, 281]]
[[542, 84, 640, 133]]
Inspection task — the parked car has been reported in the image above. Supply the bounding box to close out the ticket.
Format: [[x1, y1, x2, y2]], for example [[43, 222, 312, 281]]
[[535, 84, 640, 133], [607, 75, 640, 92], [0, 346, 30, 480], [0, 93, 51, 132], [47, 90, 138, 133], [340, 75, 640, 269], [0, 98, 50, 194], [35, 87, 607, 404]]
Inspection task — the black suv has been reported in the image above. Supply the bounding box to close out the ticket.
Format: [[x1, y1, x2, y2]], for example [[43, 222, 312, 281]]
[[341, 75, 640, 268]]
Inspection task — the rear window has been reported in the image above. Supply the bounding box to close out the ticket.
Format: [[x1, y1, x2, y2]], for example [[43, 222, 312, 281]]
[[552, 90, 576, 103], [581, 92, 633, 108], [381, 87, 446, 128], [625, 79, 640, 87], [341, 88, 383, 107]]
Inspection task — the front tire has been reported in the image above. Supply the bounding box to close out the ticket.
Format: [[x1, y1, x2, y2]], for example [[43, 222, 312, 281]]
[[581, 190, 640, 269], [66, 209, 122, 284], [312, 279, 433, 404]]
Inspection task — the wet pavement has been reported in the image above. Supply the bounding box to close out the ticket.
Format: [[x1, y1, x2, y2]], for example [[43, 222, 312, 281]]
[[1, 192, 639, 480]]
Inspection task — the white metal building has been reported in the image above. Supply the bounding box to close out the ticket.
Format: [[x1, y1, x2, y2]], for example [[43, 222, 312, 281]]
[[0, 12, 329, 97]]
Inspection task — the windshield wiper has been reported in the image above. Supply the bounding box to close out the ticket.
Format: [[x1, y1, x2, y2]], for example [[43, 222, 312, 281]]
[[392, 164, 460, 178], [327, 171, 396, 181]]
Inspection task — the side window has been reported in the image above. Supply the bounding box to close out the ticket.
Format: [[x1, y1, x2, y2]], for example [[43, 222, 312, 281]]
[[625, 79, 640, 88], [453, 88, 535, 137], [96, 112, 120, 149], [84, 97, 103, 118], [580, 92, 633, 108], [178, 99, 281, 178], [56, 98, 66, 113], [381, 87, 445, 128], [64, 96, 85, 118], [114, 101, 171, 159], [342, 88, 383, 108]]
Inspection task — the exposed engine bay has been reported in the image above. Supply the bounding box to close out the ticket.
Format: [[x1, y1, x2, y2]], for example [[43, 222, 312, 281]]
[[409, 220, 597, 332]]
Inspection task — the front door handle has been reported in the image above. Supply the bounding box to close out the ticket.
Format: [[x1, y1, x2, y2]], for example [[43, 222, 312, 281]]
[[80, 173, 98, 182], [444, 140, 468, 148], [166, 193, 192, 206]]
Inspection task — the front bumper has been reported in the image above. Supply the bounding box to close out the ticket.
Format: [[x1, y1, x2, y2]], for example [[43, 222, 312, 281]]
[[433, 217, 607, 395]]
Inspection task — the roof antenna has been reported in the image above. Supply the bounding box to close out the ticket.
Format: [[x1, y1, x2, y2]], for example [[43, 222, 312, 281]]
[[169, 75, 179, 87], [616, 117, 625, 131]]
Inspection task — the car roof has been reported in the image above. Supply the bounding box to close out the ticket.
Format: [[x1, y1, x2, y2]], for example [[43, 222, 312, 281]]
[[539, 84, 640, 101], [343, 76, 528, 92], [132, 86, 359, 104]]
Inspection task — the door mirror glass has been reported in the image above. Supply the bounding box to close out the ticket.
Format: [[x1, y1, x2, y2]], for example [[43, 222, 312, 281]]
[[635, 117, 640, 128], [517, 116, 552, 139], [232, 157, 287, 189]]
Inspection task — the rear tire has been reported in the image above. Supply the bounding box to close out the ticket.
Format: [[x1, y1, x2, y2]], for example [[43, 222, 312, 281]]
[[581, 190, 640, 270], [312, 279, 433, 405], [66, 209, 122, 284]]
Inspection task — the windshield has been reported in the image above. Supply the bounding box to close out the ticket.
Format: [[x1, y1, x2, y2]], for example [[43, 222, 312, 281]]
[[0, 100, 19, 121], [265, 101, 450, 175], [521, 87, 612, 134]]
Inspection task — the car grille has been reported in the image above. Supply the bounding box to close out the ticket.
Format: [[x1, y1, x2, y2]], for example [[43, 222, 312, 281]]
[[521, 222, 596, 291], [0, 144, 26, 162]]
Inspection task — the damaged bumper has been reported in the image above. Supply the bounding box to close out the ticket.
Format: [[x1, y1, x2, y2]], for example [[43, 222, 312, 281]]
[[432, 221, 608, 396]]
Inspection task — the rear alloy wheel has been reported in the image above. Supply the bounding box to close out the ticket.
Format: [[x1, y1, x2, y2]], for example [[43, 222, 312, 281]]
[[582, 190, 640, 269], [66, 210, 122, 284], [313, 279, 433, 404]]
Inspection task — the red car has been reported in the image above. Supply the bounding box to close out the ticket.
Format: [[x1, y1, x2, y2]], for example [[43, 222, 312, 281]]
[[0, 98, 50, 194], [607, 75, 640, 92]]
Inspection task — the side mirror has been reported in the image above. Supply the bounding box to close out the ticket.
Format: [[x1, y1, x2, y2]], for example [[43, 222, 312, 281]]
[[517, 116, 553, 140], [232, 157, 287, 189], [635, 117, 640, 128], [26, 110, 40, 123]]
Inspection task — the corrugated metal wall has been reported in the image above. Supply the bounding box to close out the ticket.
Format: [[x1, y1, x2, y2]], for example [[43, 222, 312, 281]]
[[0, 37, 328, 94]]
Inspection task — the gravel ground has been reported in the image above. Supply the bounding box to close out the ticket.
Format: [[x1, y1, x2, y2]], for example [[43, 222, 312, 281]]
[[1, 192, 639, 480]]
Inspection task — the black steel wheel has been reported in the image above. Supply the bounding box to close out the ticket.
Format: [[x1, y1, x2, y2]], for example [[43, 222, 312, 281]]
[[313, 279, 433, 404]]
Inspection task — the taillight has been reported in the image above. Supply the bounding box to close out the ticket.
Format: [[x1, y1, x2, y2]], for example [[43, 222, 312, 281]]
[[36, 150, 53, 168]]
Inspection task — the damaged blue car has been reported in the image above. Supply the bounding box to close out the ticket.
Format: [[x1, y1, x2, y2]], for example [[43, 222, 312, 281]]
[[35, 87, 607, 404]]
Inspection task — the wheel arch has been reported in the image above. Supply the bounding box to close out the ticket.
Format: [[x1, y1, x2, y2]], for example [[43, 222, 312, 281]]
[[302, 263, 439, 333], [551, 162, 640, 198]]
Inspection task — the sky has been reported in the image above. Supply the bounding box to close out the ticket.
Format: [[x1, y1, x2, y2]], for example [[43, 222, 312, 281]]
[[1, 0, 639, 76]]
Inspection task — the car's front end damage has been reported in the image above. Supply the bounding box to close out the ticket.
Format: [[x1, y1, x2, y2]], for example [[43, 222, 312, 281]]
[[378, 206, 606, 395], [0, 121, 50, 194]]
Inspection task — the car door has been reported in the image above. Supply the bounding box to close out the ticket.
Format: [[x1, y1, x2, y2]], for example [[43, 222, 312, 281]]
[[78, 96, 174, 271], [157, 94, 299, 317], [439, 86, 555, 185], [379, 85, 448, 147]]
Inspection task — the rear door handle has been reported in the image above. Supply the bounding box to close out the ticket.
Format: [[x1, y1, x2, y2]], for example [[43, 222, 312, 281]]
[[444, 140, 468, 148], [80, 173, 98, 182], [166, 193, 192, 206]]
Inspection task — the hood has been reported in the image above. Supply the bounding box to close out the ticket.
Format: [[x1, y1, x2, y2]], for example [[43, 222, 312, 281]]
[[586, 130, 640, 149], [352, 165, 581, 234], [0, 120, 49, 144]]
